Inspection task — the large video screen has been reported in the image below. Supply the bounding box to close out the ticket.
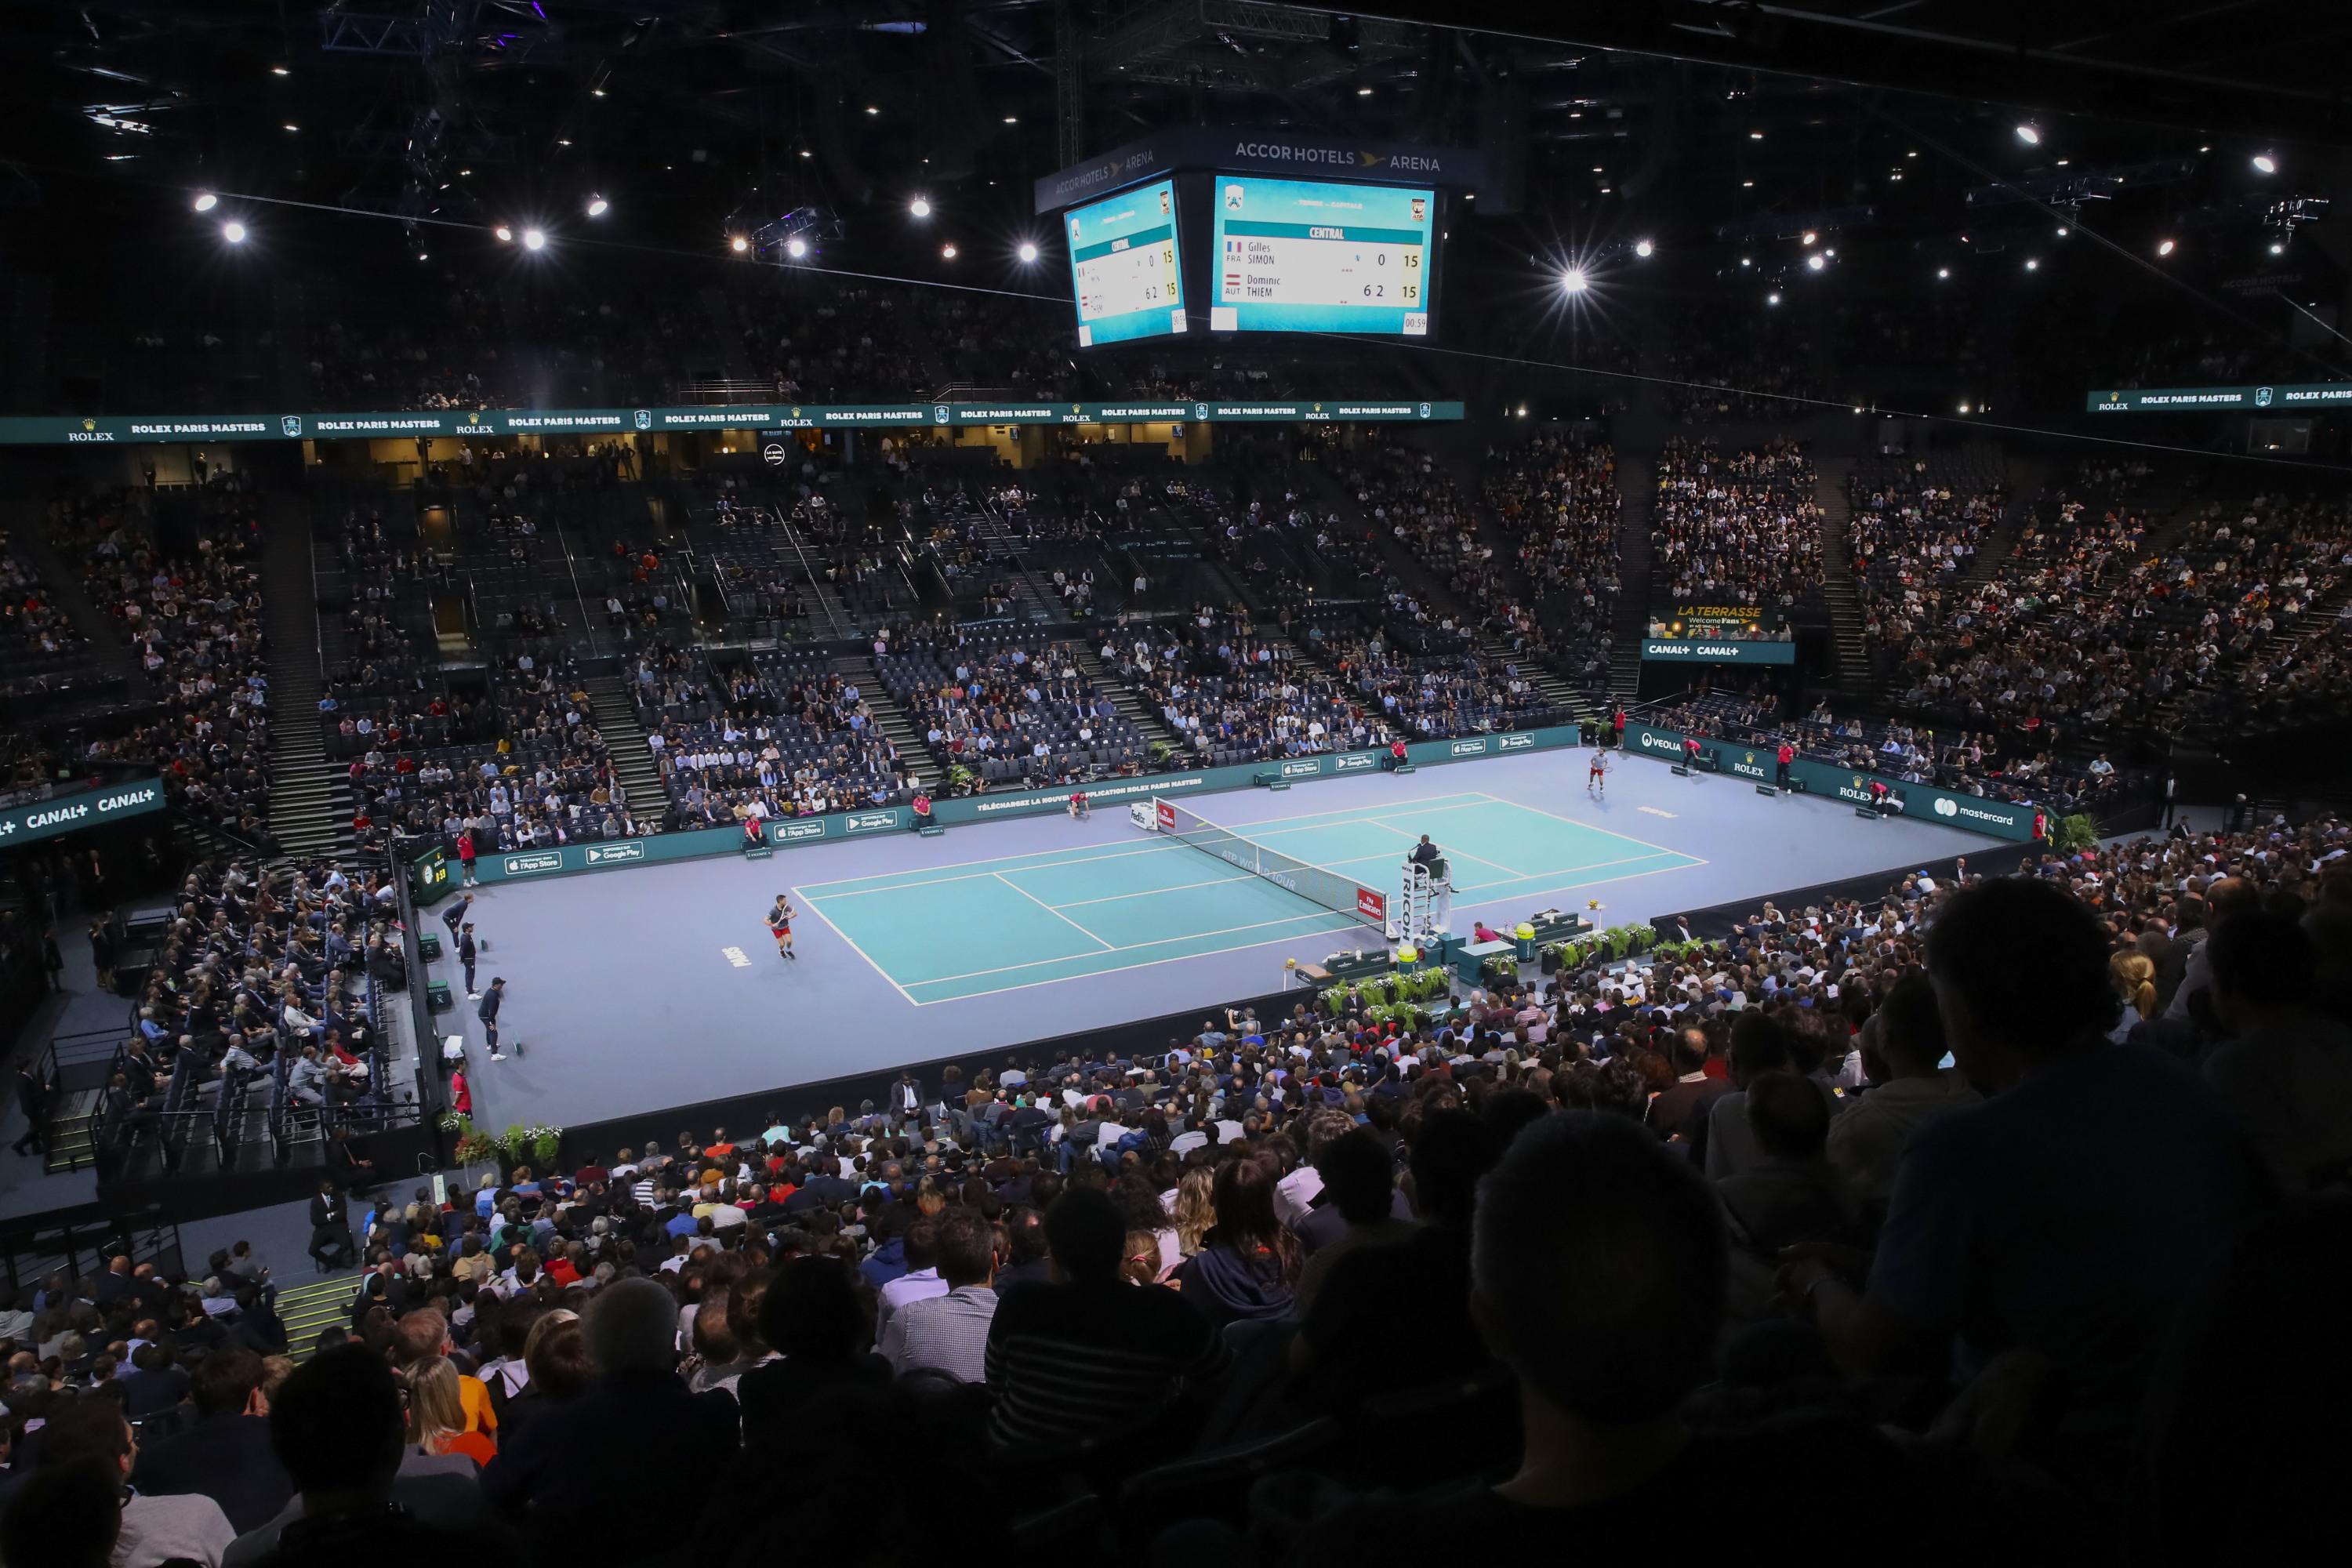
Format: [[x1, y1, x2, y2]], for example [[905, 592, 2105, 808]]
[[1065, 178, 1186, 348], [1209, 177, 1434, 336]]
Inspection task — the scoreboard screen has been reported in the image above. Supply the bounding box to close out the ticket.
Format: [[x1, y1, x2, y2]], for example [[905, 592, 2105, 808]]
[[1065, 178, 1186, 347], [1208, 177, 1434, 336]]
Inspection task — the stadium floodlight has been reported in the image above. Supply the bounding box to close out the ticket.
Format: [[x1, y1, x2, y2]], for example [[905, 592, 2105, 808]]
[[2252, 152, 2277, 174], [2024, 256, 2040, 270], [2157, 238, 2176, 257], [1634, 238, 1654, 258], [785, 237, 809, 260], [192, 191, 219, 212], [522, 228, 546, 251], [495, 225, 514, 243], [1559, 266, 1589, 294], [1806, 252, 1826, 271], [586, 194, 609, 217], [2014, 122, 2042, 145], [1936, 267, 1951, 279], [909, 198, 931, 219], [1016, 241, 1040, 263], [941, 244, 958, 259], [729, 235, 750, 254], [1801, 230, 1818, 246], [1766, 292, 1780, 306], [2270, 240, 2286, 255], [1958, 402, 1972, 414], [417, 252, 429, 262], [221, 221, 247, 244]]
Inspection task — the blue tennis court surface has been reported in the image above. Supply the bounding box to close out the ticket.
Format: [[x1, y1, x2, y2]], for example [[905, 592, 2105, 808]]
[[796, 790, 1704, 1004]]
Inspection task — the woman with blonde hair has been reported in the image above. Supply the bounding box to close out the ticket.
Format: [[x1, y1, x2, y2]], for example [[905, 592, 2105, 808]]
[[2111, 951, 2158, 1042], [404, 1356, 497, 1468], [1169, 1166, 1217, 1259]]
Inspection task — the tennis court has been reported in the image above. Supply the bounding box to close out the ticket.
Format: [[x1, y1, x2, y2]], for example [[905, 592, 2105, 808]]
[[795, 789, 1704, 1004]]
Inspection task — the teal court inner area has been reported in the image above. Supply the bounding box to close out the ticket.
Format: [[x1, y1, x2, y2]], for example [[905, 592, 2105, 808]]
[[796, 790, 1704, 1004]]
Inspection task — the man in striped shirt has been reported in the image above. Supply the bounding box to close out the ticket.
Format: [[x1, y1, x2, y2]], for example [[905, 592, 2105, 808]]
[[880, 1210, 997, 1384], [983, 1189, 1227, 1452]]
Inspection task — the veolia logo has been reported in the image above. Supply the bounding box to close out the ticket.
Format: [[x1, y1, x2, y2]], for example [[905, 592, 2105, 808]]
[[1640, 732, 1678, 753]]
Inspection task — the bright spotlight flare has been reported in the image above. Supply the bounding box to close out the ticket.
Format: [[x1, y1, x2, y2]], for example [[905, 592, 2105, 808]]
[[1559, 266, 1589, 294], [786, 237, 809, 260], [221, 221, 247, 244], [1806, 253, 1826, 271], [2015, 122, 2042, 145], [2252, 152, 2278, 174], [909, 198, 931, 219], [2158, 238, 2176, 257], [729, 235, 750, 254], [192, 191, 219, 212], [1016, 241, 1040, 263], [1633, 238, 1654, 258], [522, 228, 546, 251], [586, 194, 609, 217], [495, 225, 514, 243]]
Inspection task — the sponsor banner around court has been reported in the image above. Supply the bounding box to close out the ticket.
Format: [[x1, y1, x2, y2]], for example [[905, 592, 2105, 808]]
[[2085, 381, 2352, 413], [1622, 724, 2038, 842], [1639, 638, 1798, 666], [1, 401, 1463, 447], [0, 776, 166, 849], [416, 726, 1589, 898]]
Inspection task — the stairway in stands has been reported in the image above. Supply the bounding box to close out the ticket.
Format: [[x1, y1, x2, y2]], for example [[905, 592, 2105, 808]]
[[260, 492, 352, 861], [826, 655, 936, 792], [1605, 448, 1657, 707], [580, 673, 673, 824], [1074, 644, 1181, 756], [1813, 454, 1875, 703], [278, 1271, 362, 1361]]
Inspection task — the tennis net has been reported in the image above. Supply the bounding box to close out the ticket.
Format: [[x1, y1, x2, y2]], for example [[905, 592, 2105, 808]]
[[1152, 797, 1388, 929]]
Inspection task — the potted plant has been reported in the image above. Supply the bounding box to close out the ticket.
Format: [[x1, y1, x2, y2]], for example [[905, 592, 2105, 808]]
[[448, 1117, 499, 1167], [527, 1125, 563, 1165]]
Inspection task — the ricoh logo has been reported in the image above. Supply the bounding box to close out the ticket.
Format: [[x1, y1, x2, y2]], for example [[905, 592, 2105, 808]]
[[1334, 753, 1376, 771], [1934, 797, 1959, 818], [1450, 739, 1489, 757], [774, 819, 826, 841], [1497, 734, 1534, 751], [1280, 760, 1322, 777]]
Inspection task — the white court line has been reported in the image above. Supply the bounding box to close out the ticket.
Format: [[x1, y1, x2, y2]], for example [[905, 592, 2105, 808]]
[[1350, 816, 1521, 879], [993, 872, 1114, 951], [799, 796, 1501, 902], [905, 854, 1712, 1006], [793, 788, 1497, 892], [1055, 873, 1255, 908], [1467, 789, 1700, 862], [789, 884, 922, 1007], [905, 908, 1358, 996]]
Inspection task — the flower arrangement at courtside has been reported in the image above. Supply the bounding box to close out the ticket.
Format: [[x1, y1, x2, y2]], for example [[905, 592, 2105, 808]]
[[439, 1115, 563, 1167]]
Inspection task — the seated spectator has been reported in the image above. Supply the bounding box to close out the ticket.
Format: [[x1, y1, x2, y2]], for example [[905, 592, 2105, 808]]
[[878, 1209, 997, 1383], [2200, 910, 2352, 1192], [223, 1345, 497, 1566], [480, 1279, 738, 1554], [34, 1395, 235, 1568], [1781, 877, 2272, 1475], [130, 1348, 292, 1535], [984, 1187, 1226, 1454], [1824, 971, 1979, 1210], [1173, 1153, 1299, 1331]]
